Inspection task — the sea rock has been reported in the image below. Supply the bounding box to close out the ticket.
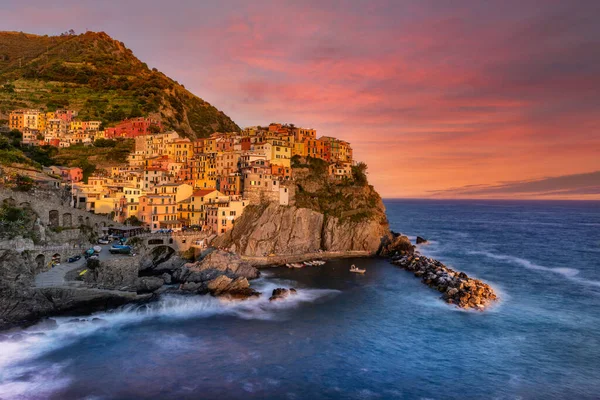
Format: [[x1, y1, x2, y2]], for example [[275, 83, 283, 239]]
[[184, 250, 259, 280], [205, 276, 260, 300], [269, 287, 298, 302], [135, 277, 164, 294], [380, 234, 415, 257], [180, 282, 205, 293], [206, 275, 233, 294], [161, 273, 172, 285], [416, 236, 428, 244]]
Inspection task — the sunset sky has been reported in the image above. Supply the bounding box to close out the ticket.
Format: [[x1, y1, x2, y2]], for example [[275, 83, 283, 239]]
[[3, 0, 599, 198]]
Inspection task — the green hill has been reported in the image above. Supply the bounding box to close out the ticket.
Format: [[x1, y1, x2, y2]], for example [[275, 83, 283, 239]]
[[0, 31, 240, 137]]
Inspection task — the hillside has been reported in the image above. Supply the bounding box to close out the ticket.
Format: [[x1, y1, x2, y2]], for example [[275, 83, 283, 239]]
[[0, 31, 240, 137]]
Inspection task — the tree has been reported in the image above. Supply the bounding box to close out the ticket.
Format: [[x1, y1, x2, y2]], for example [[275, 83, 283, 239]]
[[148, 124, 161, 134], [352, 162, 368, 186]]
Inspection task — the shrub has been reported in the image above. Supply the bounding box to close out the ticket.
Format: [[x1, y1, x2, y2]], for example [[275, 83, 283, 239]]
[[14, 174, 34, 191], [94, 138, 117, 148]]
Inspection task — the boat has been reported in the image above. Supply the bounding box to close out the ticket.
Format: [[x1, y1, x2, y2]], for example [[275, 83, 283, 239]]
[[93, 246, 102, 253], [349, 264, 366, 274], [291, 263, 304, 268]]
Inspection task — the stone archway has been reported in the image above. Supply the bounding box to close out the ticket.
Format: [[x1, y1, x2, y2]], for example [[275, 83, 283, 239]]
[[78, 215, 84, 226], [35, 254, 45, 271], [63, 213, 72, 227], [20, 202, 31, 208], [49, 210, 60, 227]]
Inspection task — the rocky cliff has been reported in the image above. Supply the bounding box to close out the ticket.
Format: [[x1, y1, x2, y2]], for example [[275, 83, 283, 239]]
[[214, 158, 392, 257]]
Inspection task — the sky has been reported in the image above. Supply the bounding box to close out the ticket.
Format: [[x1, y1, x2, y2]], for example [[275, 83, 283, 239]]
[[2, 0, 600, 199]]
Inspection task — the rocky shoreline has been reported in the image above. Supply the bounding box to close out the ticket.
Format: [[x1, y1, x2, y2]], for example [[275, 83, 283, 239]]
[[0, 233, 498, 330], [382, 234, 497, 310]]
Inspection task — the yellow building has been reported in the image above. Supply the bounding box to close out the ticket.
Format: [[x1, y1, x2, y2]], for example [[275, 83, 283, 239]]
[[37, 113, 48, 131], [203, 138, 217, 154], [9, 110, 24, 131], [70, 121, 83, 131], [178, 188, 225, 226], [166, 140, 193, 162], [268, 139, 292, 168], [293, 141, 305, 157], [193, 154, 217, 189]]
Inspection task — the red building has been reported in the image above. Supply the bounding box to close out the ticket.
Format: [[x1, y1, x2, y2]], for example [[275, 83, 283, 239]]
[[105, 117, 162, 138]]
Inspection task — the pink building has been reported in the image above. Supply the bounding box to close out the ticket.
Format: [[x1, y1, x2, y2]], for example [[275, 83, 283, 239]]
[[105, 117, 162, 138]]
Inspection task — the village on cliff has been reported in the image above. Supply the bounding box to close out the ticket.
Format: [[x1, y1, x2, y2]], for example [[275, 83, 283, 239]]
[[4, 109, 355, 234]]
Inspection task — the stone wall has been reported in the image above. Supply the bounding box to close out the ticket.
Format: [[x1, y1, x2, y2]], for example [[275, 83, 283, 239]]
[[0, 188, 116, 233]]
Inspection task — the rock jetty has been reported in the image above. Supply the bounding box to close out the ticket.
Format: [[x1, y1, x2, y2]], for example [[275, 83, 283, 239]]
[[390, 253, 497, 310]]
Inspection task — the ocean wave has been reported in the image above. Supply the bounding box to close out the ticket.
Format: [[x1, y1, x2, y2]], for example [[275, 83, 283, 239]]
[[0, 280, 339, 399], [0, 362, 72, 400], [469, 250, 600, 288]]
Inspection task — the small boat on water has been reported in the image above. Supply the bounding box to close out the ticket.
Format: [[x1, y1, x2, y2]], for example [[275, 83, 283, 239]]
[[350, 264, 366, 274], [93, 246, 102, 253]]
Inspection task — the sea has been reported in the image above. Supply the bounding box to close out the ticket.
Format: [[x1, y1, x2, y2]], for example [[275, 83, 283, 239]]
[[1, 199, 599, 400]]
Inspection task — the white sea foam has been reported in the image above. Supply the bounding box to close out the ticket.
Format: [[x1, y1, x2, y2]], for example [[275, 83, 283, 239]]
[[0, 361, 72, 400], [470, 250, 600, 288], [0, 279, 339, 399]]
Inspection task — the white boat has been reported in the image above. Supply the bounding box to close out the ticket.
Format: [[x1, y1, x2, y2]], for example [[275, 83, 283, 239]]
[[292, 263, 304, 268], [93, 246, 102, 253], [350, 264, 366, 274]]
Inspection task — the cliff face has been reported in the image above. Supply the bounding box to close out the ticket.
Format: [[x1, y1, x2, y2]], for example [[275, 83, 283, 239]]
[[215, 160, 391, 257]]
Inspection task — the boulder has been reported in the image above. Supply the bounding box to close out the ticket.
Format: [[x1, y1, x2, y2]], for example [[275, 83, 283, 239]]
[[205, 276, 260, 300], [268, 287, 298, 301], [180, 282, 205, 293], [206, 275, 233, 295], [135, 277, 164, 294], [184, 250, 259, 280], [416, 236, 428, 244], [380, 235, 415, 257], [161, 273, 172, 285]]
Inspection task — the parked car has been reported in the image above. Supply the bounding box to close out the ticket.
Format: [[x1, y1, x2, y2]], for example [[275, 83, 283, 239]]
[[109, 245, 133, 255], [68, 255, 81, 263], [98, 238, 110, 245]]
